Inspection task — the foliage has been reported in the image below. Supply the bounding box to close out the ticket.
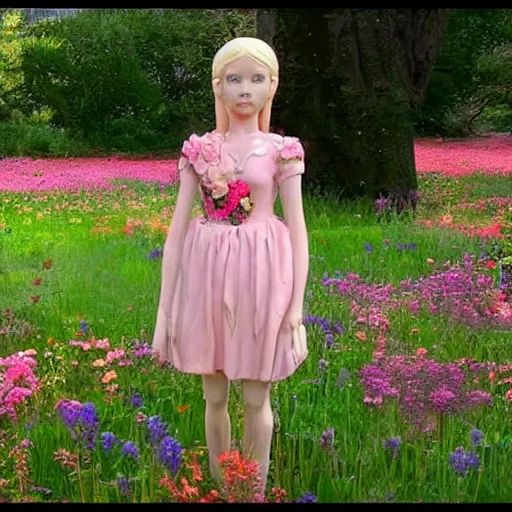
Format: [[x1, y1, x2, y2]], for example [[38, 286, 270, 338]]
[[415, 9, 512, 136], [0, 8, 256, 155]]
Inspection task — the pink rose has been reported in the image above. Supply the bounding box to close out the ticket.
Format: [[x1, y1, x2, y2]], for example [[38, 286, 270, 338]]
[[181, 134, 201, 163], [200, 132, 222, 163], [280, 136, 304, 160], [211, 181, 229, 199]]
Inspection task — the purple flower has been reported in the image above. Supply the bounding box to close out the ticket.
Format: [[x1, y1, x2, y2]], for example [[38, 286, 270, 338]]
[[364, 242, 373, 253], [296, 492, 317, 503], [430, 386, 457, 413], [147, 415, 169, 445], [159, 436, 183, 475], [148, 249, 163, 260], [101, 432, 119, 451], [449, 446, 480, 477], [471, 429, 484, 447], [324, 333, 335, 347], [117, 475, 131, 496], [55, 399, 99, 450], [318, 359, 328, 373], [132, 340, 153, 358], [129, 393, 143, 408], [320, 428, 334, 450], [375, 195, 390, 214], [80, 403, 100, 448], [29, 485, 53, 497], [383, 436, 401, 458], [121, 441, 139, 461]]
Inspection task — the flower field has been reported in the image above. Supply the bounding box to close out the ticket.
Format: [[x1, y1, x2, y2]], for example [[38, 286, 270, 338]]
[[0, 133, 511, 503]]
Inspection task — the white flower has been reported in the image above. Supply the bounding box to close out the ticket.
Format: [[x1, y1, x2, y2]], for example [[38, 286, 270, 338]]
[[240, 197, 252, 212]]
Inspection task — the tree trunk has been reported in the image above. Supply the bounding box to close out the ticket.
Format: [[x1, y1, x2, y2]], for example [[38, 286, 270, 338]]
[[257, 9, 449, 203]]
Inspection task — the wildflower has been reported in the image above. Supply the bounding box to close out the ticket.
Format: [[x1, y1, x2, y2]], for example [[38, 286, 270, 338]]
[[149, 249, 163, 260], [29, 485, 53, 497], [354, 331, 367, 342], [53, 448, 78, 470], [121, 441, 139, 461], [320, 428, 334, 450], [129, 393, 143, 408], [101, 370, 117, 384], [147, 415, 169, 445], [449, 446, 480, 477], [296, 492, 317, 503], [383, 436, 401, 458], [324, 333, 335, 347], [55, 399, 99, 450], [117, 475, 131, 497], [136, 412, 147, 424], [471, 429, 484, 447], [100, 432, 119, 451], [318, 359, 328, 373], [159, 436, 183, 475], [217, 450, 264, 502]]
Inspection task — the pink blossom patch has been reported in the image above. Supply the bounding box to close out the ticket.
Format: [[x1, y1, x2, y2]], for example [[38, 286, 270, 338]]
[[414, 133, 512, 176], [0, 156, 179, 192]]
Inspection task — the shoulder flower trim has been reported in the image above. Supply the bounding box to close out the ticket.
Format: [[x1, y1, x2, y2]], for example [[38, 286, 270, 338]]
[[269, 133, 304, 161], [281, 136, 304, 160], [179, 131, 224, 175]]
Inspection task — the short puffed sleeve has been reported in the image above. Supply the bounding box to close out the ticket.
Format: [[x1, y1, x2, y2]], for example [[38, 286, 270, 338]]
[[177, 133, 202, 174], [274, 135, 305, 185]]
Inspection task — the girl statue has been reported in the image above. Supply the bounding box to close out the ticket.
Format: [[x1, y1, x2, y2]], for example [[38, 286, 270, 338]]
[[152, 36, 310, 491]]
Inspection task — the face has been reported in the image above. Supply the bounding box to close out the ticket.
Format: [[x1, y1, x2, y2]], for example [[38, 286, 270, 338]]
[[215, 55, 277, 119]]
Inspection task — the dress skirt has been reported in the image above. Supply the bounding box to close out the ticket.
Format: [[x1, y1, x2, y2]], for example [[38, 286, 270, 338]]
[[159, 214, 306, 382]]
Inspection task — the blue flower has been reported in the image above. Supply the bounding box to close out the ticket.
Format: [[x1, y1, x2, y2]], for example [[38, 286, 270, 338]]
[[158, 436, 183, 475], [121, 441, 140, 462], [449, 446, 480, 477], [147, 415, 169, 445], [296, 492, 317, 503], [100, 432, 119, 452]]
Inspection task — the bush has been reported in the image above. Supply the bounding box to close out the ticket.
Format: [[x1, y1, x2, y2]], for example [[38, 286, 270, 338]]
[[15, 9, 256, 154]]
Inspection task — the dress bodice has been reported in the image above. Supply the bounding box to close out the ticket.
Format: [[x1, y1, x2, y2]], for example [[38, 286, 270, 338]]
[[178, 130, 305, 225]]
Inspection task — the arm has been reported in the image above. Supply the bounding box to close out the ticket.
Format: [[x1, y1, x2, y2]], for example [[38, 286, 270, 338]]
[[152, 160, 199, 357], [279, 171, 309, 317], [156, 162, 198, 318]]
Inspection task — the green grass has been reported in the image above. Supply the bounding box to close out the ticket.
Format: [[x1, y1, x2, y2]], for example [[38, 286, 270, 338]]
[[0, 174, 511, 503]]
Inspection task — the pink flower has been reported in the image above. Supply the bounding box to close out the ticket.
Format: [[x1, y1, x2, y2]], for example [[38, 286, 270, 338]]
[[200, 132, 222, 163], [181, 134, 202, 163], [93, 338, 110, 350], [280, 137, 304, 160], [106, 348, 125, 364]]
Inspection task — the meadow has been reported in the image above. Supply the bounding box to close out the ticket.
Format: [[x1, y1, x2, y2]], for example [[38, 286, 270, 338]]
[[0, 133, 511, 503]]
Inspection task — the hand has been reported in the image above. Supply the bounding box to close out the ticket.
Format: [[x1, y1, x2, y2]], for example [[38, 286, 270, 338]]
[[281, 306, 308, 365], [152, 306, 170, 363], [281, 306, 303, 335]]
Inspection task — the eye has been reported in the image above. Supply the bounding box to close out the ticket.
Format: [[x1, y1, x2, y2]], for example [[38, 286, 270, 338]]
[[226, 74, 241, 83], [253, 74, 266, 83]]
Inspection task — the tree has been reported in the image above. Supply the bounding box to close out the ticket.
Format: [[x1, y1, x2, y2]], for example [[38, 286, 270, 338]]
[[257, 9, 449, 205]]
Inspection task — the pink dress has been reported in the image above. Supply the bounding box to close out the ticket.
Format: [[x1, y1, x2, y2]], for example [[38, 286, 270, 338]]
[[162, 130, 307, 382]]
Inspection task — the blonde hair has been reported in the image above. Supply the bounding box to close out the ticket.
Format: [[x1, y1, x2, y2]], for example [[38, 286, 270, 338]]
[[211, 37, 279, 134]]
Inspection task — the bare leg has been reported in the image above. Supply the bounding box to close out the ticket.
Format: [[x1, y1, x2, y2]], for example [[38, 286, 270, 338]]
[[241, 380, 273, 491], [202, 372, 231, 485]]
